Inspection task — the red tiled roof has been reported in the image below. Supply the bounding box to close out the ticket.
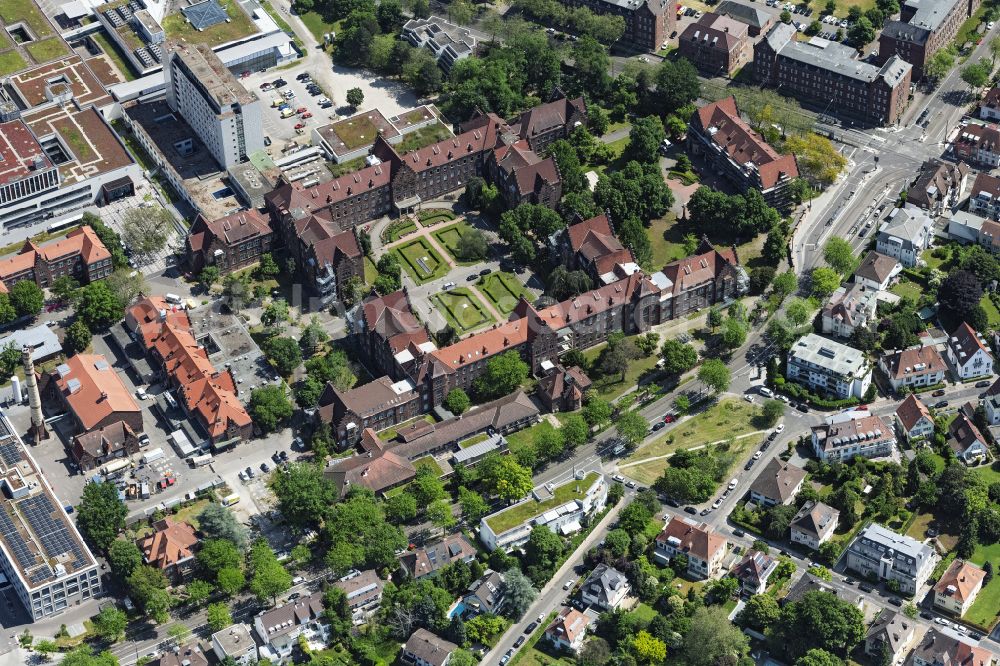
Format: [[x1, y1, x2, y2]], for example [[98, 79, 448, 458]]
[[895, 394, 932, 432], [661, 245, 737, 296], [934, 559, 986, 603], [137, 518, 198, 570], [0, 225, 110, 282], [53, 354, 140, 432], [656, 516, 726, 561], [881, 345, 946, 380]]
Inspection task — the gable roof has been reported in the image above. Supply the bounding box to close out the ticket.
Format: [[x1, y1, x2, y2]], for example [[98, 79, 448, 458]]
[[855, 251, 901, 286], [748, 458, 807, 503], [256, 590, 324, 641], [867, 610, 913, 655], [656, 516, 726, 561], [404, 629, 457, 666], [582, 564, 629, 606], [659, 242, 739, 296], [913, 628, 995, 666], [511, 94, 586, 141], [53, 354, 140, 431], [949, 322, 991, 365], [881, 344, 947, 380], [325, 428, 416, 495], [399, 534, 478, 578], [948, 406, 987, 456], [934, 559, 986, 603], [790, 500, 839, 538], [73, 420, 136, 460], [908, 159, 968, 207], [136, 518, 198, 570], [680, 13, 748, 52], [192, 209, 270, 246], [464, 569, 506, 614], [895, 394, 934, 432], [0, 225, 111, 282], [545, 606, 593, 645], [538, 365, 591, 405], [716, 0, 771, 27]]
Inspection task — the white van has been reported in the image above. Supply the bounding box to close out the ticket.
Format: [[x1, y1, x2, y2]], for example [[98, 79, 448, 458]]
[[759, 386, 774, 398], [164, 293, 182, 305], [728, 478, 738, 490]]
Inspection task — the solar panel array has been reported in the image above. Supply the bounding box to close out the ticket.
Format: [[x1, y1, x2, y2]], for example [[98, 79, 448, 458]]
[[0, 505, 34, 572], [181, 0, 228, 30], [20, 495, 88, 574], [0, 441, 22, 467]]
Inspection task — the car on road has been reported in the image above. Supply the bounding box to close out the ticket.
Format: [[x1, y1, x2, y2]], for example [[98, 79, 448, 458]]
[[934, 400, 949, 409], [514, 636, 526, 648], [971, 633, 984, 641], [626, 480, 637, 488], [652, 421, 666, 432], [889, 598, 902, 607], [759, 386, 774, 398], [920, 612, 933, 620], [775, 423, 784, 433], [859, 582, 875, 593], [480, 268, 492, 276], [796, 403, 808, 413], [744, 394, 754, 403], [499, 655, 510, 666], [664, 497, 681, 508], [261, 463, 270, 473], [295, 107, 307, 114], [934, 617, 948, 625], [844, 577, 855, 584], [932, 389, 947, 397], [135, 387, 148, 400], [976, 379, 992, 388], [466, 274, 478, 282], [563, 578, 575, 590], [663, 414, 676, 423], [777, 394, 789, 403], [728, 478, 738, 490], [733, 528, 745, 537], [524, 622, 537, 634], [684, 506, 698, 515], [712, 499, 722, 509], [990, 21, 996, 29], [444, 281, 455, 289], [612, 474, 624, 482]]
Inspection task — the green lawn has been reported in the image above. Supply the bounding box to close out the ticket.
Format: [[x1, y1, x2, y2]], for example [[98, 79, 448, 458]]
[[0, 0, 54, 37], [622, 398, 762, 484], [510, 612, 568, 666], [973, 463, 1000, 485], [505, 420, 557, 455], [91, 30, 137, 81], [981, 294, 1000, 328], [298, 11, 338, 43], [0, 51, 26, 76], [25, 38, 68, 63], [904, 511, 936, 541], [161, 0, 257, 47], [459, 433, 490, 449], [377, 414, 435, 442], [957, 4, 987, 46], [396, 122, 453, 153], [432, 287, 494, 334], [646, 213, 689, 267], [432, 220, 478, 264], [890, 280, 922, 301], [418, 209, 457, 226], [967, 542, 1000, 628], [385, 220, 417, 243], [629, 602, 658, 625], [582, 339, 663, 401], [328, 114, 385, 151], [393, 238, 450, 284], [479, 272, 530, 315], [413, 455, 444, 477], [364, 256, 377, 284], [485, 472, 600, 535]]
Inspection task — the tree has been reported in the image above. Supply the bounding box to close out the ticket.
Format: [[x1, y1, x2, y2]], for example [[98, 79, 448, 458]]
[[654, 58, 700, 114], [740, 593, 781, 631], [107, 539, 143, 579], [384, 491, 418, 523], [479, 454, 534, 503], [249, 385, 293, 433], [773, 590, 866, 659], [474, 350, 529, 400], [797, 649, 845, 666], [444, 388, 470, 415], [261, 299, 289, 329], [562, 414, 589, 450], [9, 280, 43, 318], [64, 319, 92, 355], [680, 606, 750, 666], [206, 602, 233, 631], [569, 36, 611, 98], [198, 502, 248, 550], [698, 358, 731, 393], [627, 116, 666, 163], [535, 427, 565, 460], [77, 481, 127, 553], [545, 140, 586, 194], [631, 630, 667, 664], [617, 410, 648, 448], [127, 565, 171, 623], [583, 396, 612, 427], [263, 336, 302, 376], [299, 318, 330, 356], [810, 267, 841, 298], [217, 566, 246, 596], [61, 646, 120, 666], [76, 281, 124, 331], [270, 462, 338, 529], [675, 394, 691, 414], [784, 134, 848, 185], [51, 275, 80, 302], [92, 605, 127, 641], [579, 638, 613, 666], [186, 579, 213, 605], [455, 228, 489, 262], [198, 539, 243, 575], [198, 266, 220, 291], [761, 399, 786, 427], [847, 15, 875, 44], [524, 524, 564, 573], [249, 540, 292, 604], [661, 339, 698, 375], [767, 505, 798, 540], [961, 59, 992, 93], [939, 270, 984, 323], [781, 9, 792, 21], [503, 568, 537, 618], [721, 317, 748, 350], [121, 206, 171, 256], [824, 238, 859, 276], [458, 486, 489, 523], [925, 49, 955, 82]]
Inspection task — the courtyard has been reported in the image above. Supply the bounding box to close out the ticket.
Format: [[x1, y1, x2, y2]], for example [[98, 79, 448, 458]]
[[432, 287, 495, 334], [432, 219, 477, 265], [478, 272, 530, 316], [394, 237, 450, 284]]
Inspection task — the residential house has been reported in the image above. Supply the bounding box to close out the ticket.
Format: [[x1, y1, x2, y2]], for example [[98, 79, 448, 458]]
[[748, 458, 807, 507], [948, 405, 990, 464], [544, 607, 594, 654], [821, 284, 877, 339], [906, 159, 969, 215], [678, 13, 752, 78], [787, 334, 872, 400], [211, 624, 257, 666], [952, 123, 1000, 169], [846, 523, 935, 595], [812, 410, 896, 462], [253, 592, 327, 662], [912, 629, 996, 666], [479, 471, 607, 552], [933, 559, 986, 616], [879, 344, 948, 392], [558, 214, 636, 285], [688, 97, 799, 209], [536, 365, 592, 412], [149, 644, 209, 666], [982, 86, 1000, 121], [0, 225, 112, 290], [399, 534, 477, 579], [968, 172, 1000, 219], [580, 564, 630, 611], [876, 206, 934, 267], [731, 550, 778, 595], [854, 252, 902, 292], [70, 420, 140, 472], [316, 377, 423, 449], [462, 569, 506, 618], [790, 501, 840, 550], [947, 322, 994, 381], [653, 517, 728, 579], [783, 573, 866, 608], [333, 570, 384, 623], [895, 394, 936, 442], [401, 628, 457, 666], [715, 0, 775, 35], [47, 355, 143, 435], [655, 239, 748, 321], [982, 376, 1000, 424], [976, 218, 1000, 256], [186, 209, 273, 275], [865, 610, 915, 666], [324, 428, 416, 497], [136, 518, 198, 582]]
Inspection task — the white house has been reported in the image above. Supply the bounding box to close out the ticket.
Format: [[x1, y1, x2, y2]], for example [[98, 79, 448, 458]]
[[933, 559, 987, 616], [821, 284, 877, 339], [786, 334, 872, 400], [401, 629, 457, 666], [748, 458, 807, 507], [212, 624, 258, 666], [968, 172, 1000, 220], [334, 570, 383, 624], [653, 517, 728, 579], [254, 593, 328, 663], [580, 564, 630, 611], [731, 550, 777, 595], [545, 607, 595, 653], [790, 501, 840, 550], [946, 322, 994, 380], [879, 345, 947, 392], [865, 610, 915, 666], [812, 410, 896, 462], [876, 205, 934, 267], [895, 394, 935, 442], [854, 252, 902, 292], [948, 406, 990, 465], [846, 524, 935, 596]]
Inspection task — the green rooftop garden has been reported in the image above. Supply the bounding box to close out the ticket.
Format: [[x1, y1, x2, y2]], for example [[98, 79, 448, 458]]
[[485, 472, 599, 535]]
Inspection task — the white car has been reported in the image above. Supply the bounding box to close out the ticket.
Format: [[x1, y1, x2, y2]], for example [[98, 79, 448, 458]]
[[990, 21, 996, 30], [613, 474, 625, 482], [934, 617, 947, 625], [840, 19, 849, 27], [744, 394, 755, 403], [759, 386, 774, 398], [712, 498, 722, 509], [563, 579, 575, 590], [775, 424, 785, 433], [444, 281, 455, 289], [753, 451, 763, 460]]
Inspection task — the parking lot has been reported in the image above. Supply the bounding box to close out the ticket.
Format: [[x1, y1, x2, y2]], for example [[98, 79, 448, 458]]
[[252, 72, 335, 147]]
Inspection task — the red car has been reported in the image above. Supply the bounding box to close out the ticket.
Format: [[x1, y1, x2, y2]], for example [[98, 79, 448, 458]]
[[295, 107, 307, 114], [300, 112, 313, 119], [294, 122, 305, 129], [663, 414, 676, 423]]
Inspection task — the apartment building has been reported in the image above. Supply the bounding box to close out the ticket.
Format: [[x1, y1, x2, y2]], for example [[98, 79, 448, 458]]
[[653, 517, 728, 579], [786, 333, 872, 400], [688, 97, 799, 209], [981, 86, 1000, 121], [555, 214, 636, 285], [906, 159, 969, 215], [913, 629, 996, 666], [812, 410, 896, 462], [879, 344, 947, 392], [556, 0, 674, 51], [968, 172, 1000, 219], [947, 322, 994, 380], [656, 240, 748, 320], [790, 501, 840, 550], [317, 377, 423, 449], [933, 559, 986, 616], [334, 569, 384, 623], [952, 123, 1000, 168], [165, 42, 264, 169], [253, 591, 327, 662], [755, 24, 912, 126], [402, 17, 476, 72], [846, 523, 935, 595], [678, 13, 752, 78], [186, 209, 273, 275], [878, 0, 982, 79], [876, 205, 934, 267], [0, 226, 112, 291], [821, 283, 877, 339]]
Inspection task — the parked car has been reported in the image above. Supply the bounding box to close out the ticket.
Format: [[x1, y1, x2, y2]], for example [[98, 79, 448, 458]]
[[744, 460, 755, 471], [976, 380, 992, 388], [733, 528, 745, 537], [246, 466, 255, 479], [934, 400, 949, 409], [563, 578, 575, 590], [301, 112, 313, 119], [652, 421, 666, 432], [261, 463, 270, 473], [524, 622, 537, 634], [613, 474, 624, 482], [712, 498, 722, 509], [859, 582, 875, 593], [514, 636, 526, 649], [796, 403, 809, 413], [920, 612, 933, 620], [663, 414, 676, 423], [684, 506, 698, 515], [932, 389, 947, 397]]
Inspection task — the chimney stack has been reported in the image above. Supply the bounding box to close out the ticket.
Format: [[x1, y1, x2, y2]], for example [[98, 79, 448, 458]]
[[22, 346, 48, 444]]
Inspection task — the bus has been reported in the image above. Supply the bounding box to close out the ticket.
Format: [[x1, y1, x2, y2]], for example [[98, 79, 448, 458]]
[[222, 493, 240, 507], [188, 453, 213, 467], [101, 458, 131, 477]]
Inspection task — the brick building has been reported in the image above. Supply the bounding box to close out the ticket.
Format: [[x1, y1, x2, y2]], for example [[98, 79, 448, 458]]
[[186, 209, 273, 275], [755, 23, 912, 126], [556, 0, 674, 51], [48, 354, 143, 435], [71, 421, 141, 472], [878, 0, 982, 79], [678, 13, 752, 77], [656, 239, 747, 321], [0, 226, 112, 291], [317, 376, 424, 448]]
